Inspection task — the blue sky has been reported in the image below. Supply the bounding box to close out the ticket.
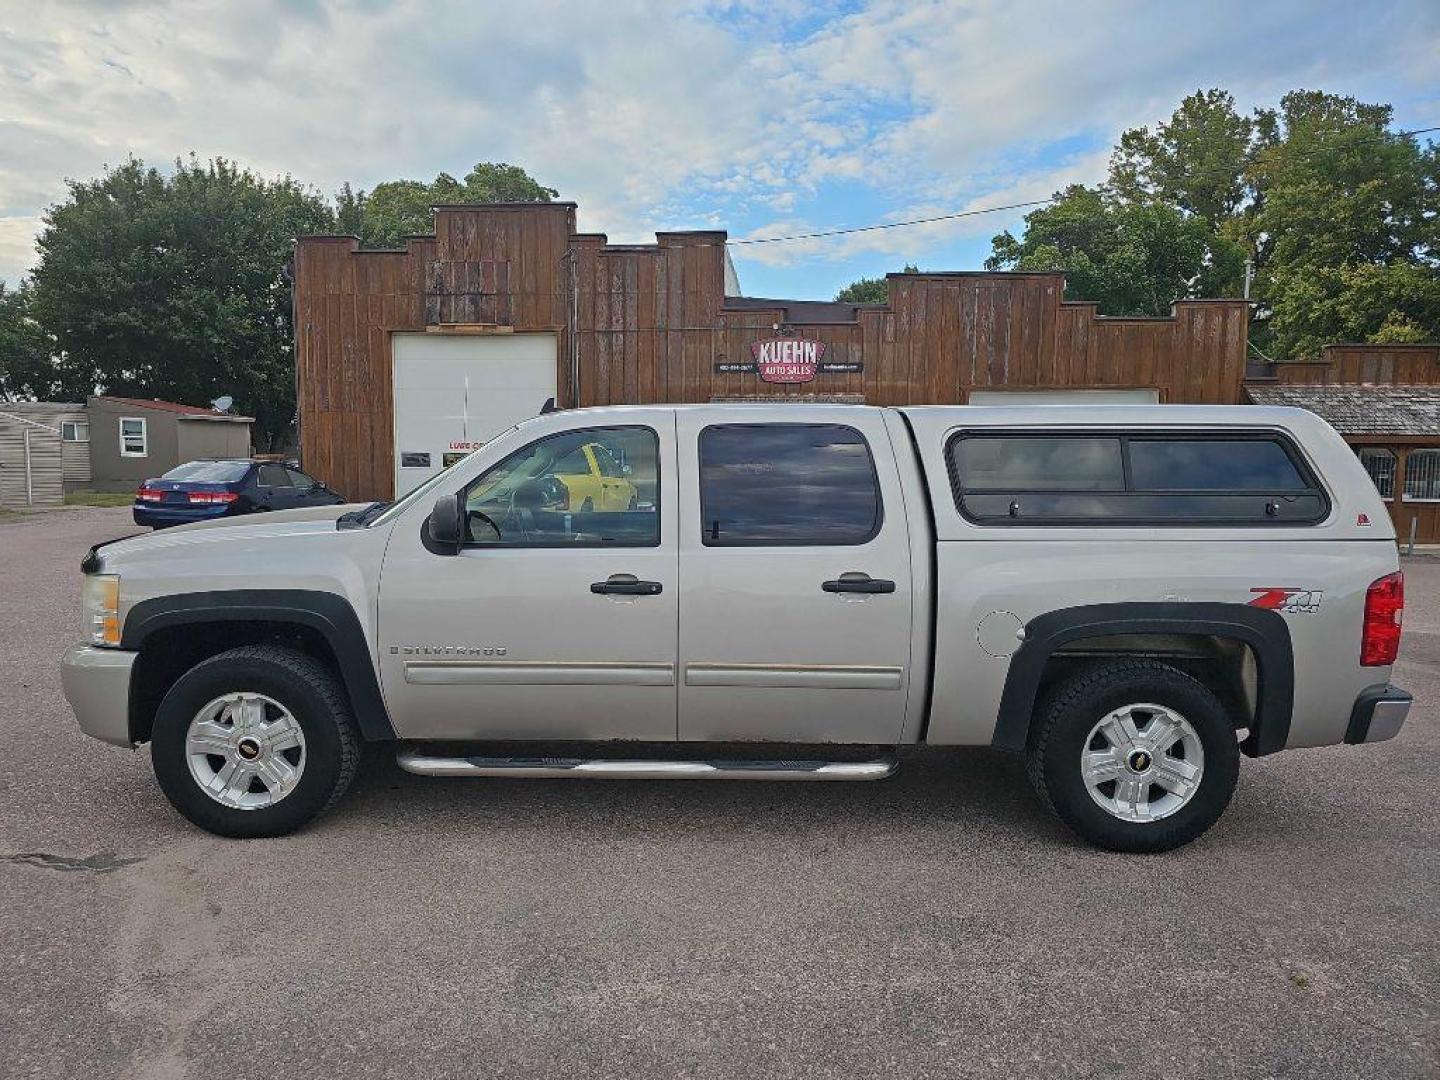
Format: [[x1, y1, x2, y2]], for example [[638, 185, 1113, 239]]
[[1, 0, 1437, 300]]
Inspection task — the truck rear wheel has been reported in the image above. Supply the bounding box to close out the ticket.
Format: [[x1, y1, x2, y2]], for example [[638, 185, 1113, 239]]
[[1025, 659, 1239, 853], [149, 645, 360, 838]]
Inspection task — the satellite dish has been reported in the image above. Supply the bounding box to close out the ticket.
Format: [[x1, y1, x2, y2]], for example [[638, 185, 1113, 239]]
[[211, 395, 234, 413]]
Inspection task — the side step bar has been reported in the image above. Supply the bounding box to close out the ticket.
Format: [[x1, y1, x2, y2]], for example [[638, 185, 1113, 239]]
[[397, 752, 898, 782]]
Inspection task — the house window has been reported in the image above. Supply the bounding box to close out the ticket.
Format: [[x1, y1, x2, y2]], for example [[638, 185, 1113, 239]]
[[61, 421, 90, 443], [119, 417, 147, 458], [1403, 449, 1440, 503], [1356, 448, 1396, 501]]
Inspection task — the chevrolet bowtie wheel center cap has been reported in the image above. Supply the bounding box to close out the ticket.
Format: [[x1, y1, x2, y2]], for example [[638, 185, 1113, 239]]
[[237, 737, 262, 761], [1127, 750, 1152, 773]]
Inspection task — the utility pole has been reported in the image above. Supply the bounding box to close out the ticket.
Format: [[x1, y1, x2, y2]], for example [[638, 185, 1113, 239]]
[[1243, 258, 1254, 301]]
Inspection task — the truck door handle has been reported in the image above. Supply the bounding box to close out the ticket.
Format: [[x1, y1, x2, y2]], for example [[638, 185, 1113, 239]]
[[822, 572, 896, 594], [591, 574, 663, 596]]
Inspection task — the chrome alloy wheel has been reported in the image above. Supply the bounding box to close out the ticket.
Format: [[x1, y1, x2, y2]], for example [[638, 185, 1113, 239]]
[[1081, 703, 1204, 823], [184, 693, 307, 810]]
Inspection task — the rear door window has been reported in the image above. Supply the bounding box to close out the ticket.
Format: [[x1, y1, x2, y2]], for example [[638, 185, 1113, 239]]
[[699, 424, 881, 545], [256, 464, 292, 488]]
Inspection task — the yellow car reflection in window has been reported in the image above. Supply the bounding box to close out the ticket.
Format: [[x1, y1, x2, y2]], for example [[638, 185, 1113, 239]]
[[552, 443, 638, 512]]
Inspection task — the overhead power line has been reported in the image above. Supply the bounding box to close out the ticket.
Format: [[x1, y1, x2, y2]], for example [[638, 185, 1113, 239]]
[[727, 197, 1061, 245], [727, 123, 1440, 248]]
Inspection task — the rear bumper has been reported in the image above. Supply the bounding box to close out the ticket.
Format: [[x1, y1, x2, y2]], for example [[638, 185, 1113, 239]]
[[1344, 684, 1412, 745], [132, 503, 234, 527], [60, 644, 137, 747]]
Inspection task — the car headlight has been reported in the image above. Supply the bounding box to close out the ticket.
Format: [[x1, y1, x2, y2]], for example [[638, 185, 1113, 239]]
[[82, 574, 121, 647]]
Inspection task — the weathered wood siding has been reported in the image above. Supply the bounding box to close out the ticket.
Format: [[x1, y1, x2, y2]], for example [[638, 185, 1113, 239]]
[[296, 205, 1251, 501], [1267, 344, 1440, 386]]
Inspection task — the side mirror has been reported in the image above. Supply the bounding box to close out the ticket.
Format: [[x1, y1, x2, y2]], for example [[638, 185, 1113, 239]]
[[427, 494, 464, 552]]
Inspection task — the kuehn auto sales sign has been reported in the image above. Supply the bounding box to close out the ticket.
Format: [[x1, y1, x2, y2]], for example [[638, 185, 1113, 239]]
[[752, 338, 826, 383], [714, 338, 862, 384]]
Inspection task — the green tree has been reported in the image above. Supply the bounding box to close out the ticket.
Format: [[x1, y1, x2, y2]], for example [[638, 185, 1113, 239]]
[[835, 264, 918, 303], [0, 282, 58, 400], [1245, 91, 1440, 357], [30, 156, 335, 447], [987, 185, 1242, 315], [1009, 87, 1438, 352], [344, 162, 558, 247], [1109, 89, 1254, 228]]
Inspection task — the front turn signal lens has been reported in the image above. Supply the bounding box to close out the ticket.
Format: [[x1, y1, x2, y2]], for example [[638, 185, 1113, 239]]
[[82, 574, 121, 647]]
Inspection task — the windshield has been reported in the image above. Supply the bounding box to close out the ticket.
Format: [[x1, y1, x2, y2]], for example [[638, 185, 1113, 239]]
[[162, 461, 251, 483], [368, 425, 517, 527]]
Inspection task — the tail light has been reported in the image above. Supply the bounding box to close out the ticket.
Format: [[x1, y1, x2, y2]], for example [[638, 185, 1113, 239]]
[[1360, 571, 1404, 666], [187, 490, 239, 505], [136, 486, 165, 502]]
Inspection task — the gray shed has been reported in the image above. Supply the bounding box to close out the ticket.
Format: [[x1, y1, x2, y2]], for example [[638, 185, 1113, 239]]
[[0, 402, 91, 508]]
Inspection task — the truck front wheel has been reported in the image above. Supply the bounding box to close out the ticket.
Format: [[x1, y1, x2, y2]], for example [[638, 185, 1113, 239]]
[[1025, 660, 1239, 853], [149, 644, 360, 838]]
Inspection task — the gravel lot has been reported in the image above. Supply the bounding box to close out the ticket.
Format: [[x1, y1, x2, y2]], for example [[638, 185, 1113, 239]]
[[1, 506, 1436, 1079]]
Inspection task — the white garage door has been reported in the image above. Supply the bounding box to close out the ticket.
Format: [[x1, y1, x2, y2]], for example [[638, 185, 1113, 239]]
[[392, 333, 557, 496]]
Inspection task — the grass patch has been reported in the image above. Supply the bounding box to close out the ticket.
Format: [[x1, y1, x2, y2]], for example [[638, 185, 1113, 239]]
[[64, 490, 135, 508]]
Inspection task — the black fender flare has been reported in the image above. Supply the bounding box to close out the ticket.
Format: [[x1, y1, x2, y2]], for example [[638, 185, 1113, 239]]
[[992, 602, 1294, 757], [122, 589, 395, 741]]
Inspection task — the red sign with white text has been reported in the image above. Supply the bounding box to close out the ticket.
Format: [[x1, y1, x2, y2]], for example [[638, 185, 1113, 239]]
[[750, 338, 827, 384]]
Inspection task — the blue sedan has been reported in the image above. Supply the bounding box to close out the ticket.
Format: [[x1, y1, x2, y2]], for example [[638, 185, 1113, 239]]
[[133, 460, 346, 528]]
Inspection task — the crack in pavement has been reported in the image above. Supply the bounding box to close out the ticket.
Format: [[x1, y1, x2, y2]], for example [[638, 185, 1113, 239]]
[[5, 851, 144, 873]]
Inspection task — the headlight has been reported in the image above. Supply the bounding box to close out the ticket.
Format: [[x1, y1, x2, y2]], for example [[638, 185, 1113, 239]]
[[82, 574, 121, 647]]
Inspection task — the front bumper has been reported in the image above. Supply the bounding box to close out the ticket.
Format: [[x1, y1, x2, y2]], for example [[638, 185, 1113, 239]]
[[60, 644, 137, 747], [1344, 684, 1412, 745]]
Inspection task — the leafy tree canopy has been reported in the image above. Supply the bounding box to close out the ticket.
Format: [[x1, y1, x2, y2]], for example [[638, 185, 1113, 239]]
[[835, 264, 918, 303], [994, 87, 1438, 352], [29, 156, 335, 447], [340, 162, 558, 248], [0, 282, 59, 400], [986, 186, 1243, 315], [1108, 88, 1254, 228], [1244, 91, 1440, 358]]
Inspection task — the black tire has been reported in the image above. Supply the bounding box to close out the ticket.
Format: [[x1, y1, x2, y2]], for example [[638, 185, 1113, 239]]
[[1025, 659, 1239, 853], [150, 644, 360, 838]]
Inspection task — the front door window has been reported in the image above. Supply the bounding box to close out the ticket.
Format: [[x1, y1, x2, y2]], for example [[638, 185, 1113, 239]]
[[464, 426, 657, 546]]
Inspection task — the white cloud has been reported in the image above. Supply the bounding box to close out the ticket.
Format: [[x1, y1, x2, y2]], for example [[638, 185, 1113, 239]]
[[733, 147, 1114, 268], [0, 0, 1437, 286]]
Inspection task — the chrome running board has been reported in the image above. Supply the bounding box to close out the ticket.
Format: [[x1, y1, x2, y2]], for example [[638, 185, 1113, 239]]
[[397, 752, 898, 782]]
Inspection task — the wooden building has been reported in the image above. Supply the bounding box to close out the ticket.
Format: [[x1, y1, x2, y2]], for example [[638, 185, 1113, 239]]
[[293, 202, 1252, 502], [1247, 344, 1440, 544]]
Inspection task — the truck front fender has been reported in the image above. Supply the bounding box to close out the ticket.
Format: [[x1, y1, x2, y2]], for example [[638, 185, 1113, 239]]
[[993, 602, 1294, 757], [122, 589, 395, 741]]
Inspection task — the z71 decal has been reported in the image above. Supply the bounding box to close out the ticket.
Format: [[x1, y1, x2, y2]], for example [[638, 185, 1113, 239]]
[[1248, 587, 1324, 614]]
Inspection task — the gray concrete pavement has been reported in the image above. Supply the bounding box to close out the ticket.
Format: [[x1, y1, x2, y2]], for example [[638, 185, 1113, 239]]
[[2, 506, 1436, 1079]]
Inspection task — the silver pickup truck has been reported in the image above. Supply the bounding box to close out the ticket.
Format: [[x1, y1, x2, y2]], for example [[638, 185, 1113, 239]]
[[61, 404, 1411, 851]]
